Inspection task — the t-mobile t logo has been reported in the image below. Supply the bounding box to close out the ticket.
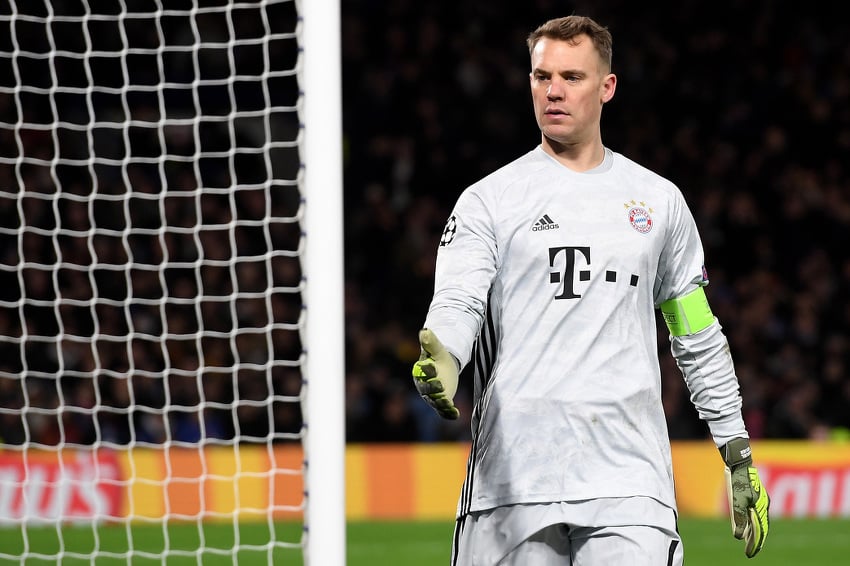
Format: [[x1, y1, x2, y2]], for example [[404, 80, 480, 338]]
[[548, 246, 591, 300]]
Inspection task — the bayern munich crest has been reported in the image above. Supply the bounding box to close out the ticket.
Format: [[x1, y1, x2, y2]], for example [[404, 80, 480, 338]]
[[627, 205, 653, 234]]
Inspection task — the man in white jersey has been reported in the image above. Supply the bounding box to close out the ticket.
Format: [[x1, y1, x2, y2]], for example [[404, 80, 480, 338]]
[[412, 15, 770, 566]]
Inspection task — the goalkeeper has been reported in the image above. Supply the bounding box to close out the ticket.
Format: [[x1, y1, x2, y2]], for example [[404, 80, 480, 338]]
[[412, 14, 769, 566]]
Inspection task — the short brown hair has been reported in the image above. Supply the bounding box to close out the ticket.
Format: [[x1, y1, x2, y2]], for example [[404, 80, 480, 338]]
[[527, 16, 613, 71]]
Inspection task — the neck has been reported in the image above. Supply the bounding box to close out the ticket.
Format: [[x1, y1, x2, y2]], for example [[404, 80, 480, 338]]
[[541, 136, 606, 172]]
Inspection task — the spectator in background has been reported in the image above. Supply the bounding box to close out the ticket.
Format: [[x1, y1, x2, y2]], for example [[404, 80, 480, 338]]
[[341, 1, 850, 444], [2, 1, 849, 447]]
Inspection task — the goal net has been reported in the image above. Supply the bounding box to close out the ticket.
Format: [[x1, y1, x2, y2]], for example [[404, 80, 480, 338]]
[[0, 0, 344, 564]]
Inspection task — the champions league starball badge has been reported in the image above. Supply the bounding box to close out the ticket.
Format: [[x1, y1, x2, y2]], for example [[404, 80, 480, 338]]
[[627, 205, 653, 234], [439, 215, 457, 246]]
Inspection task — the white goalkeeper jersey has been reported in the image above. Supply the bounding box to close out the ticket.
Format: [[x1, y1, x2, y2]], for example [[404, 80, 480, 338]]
[[424, 146, 746, 518]]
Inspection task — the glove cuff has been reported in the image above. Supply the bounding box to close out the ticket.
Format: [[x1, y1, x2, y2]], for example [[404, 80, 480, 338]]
[[721, 437, 753, 469]]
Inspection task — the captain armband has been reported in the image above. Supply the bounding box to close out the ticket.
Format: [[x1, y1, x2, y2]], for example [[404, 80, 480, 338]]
[[660, 286, 715, 337]]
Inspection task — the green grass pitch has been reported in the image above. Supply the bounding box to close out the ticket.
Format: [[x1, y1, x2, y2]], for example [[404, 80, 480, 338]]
[[2, 518, 848, 565]]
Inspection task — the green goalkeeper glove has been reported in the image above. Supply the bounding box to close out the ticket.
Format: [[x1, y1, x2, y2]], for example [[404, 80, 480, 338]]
[[722, 437, 770, 558], [412, 329, 459, 420]]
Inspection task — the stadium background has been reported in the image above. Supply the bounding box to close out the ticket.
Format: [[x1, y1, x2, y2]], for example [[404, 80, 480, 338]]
[[339, 0, 850, 445], [1, 0, 850, 560]]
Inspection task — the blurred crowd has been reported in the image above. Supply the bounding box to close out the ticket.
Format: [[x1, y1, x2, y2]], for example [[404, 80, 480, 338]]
[[1, 1, 849, 447], [341, 0, 850, 443], [0, 1, 304, 446]]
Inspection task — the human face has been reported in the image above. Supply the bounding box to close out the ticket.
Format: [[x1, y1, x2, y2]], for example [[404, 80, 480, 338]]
[[529, 36, 616, 150]]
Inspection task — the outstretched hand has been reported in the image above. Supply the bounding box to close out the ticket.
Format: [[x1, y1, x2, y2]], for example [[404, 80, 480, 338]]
[[412, 329, 460, 420]]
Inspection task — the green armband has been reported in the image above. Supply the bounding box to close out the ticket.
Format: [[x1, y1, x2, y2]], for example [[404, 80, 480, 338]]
[[660, 286, 714, 336]]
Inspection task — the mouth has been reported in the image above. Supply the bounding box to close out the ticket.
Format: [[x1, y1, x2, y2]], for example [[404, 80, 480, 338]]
[[544, 108, 568, 117]]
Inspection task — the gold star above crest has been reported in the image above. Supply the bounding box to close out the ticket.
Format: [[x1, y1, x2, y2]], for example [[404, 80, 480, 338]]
[[625, 199, 653, 212]]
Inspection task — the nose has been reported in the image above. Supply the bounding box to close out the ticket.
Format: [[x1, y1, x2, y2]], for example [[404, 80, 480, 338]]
[[547, 77, 564, 101]]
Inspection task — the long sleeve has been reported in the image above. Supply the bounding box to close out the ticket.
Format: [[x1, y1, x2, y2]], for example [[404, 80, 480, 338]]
[[655, 183, 748, 447], [670, 321, 748, 447], [424, 188, 498, 369]]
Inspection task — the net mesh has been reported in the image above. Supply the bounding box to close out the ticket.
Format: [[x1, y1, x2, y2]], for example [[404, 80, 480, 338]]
[[0, 1, 306, 562]]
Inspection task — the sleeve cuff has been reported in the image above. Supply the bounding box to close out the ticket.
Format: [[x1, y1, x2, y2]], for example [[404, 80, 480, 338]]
[[707, 412, 749, 449], [423, 312, 480, 370]]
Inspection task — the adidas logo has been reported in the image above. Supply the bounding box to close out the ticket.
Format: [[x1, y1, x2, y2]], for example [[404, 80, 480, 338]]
[[531, 214, 559, 231]]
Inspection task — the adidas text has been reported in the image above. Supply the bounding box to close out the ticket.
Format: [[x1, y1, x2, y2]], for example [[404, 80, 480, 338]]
[[532, 214, 559, 231]]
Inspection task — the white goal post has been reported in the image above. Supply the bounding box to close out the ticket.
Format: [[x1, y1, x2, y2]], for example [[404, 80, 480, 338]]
[[300, 0, 346, 564], [0, 0, 345, 564]]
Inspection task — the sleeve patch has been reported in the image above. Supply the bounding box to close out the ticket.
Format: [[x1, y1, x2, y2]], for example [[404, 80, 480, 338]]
[[439, 215, 458, 247]]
